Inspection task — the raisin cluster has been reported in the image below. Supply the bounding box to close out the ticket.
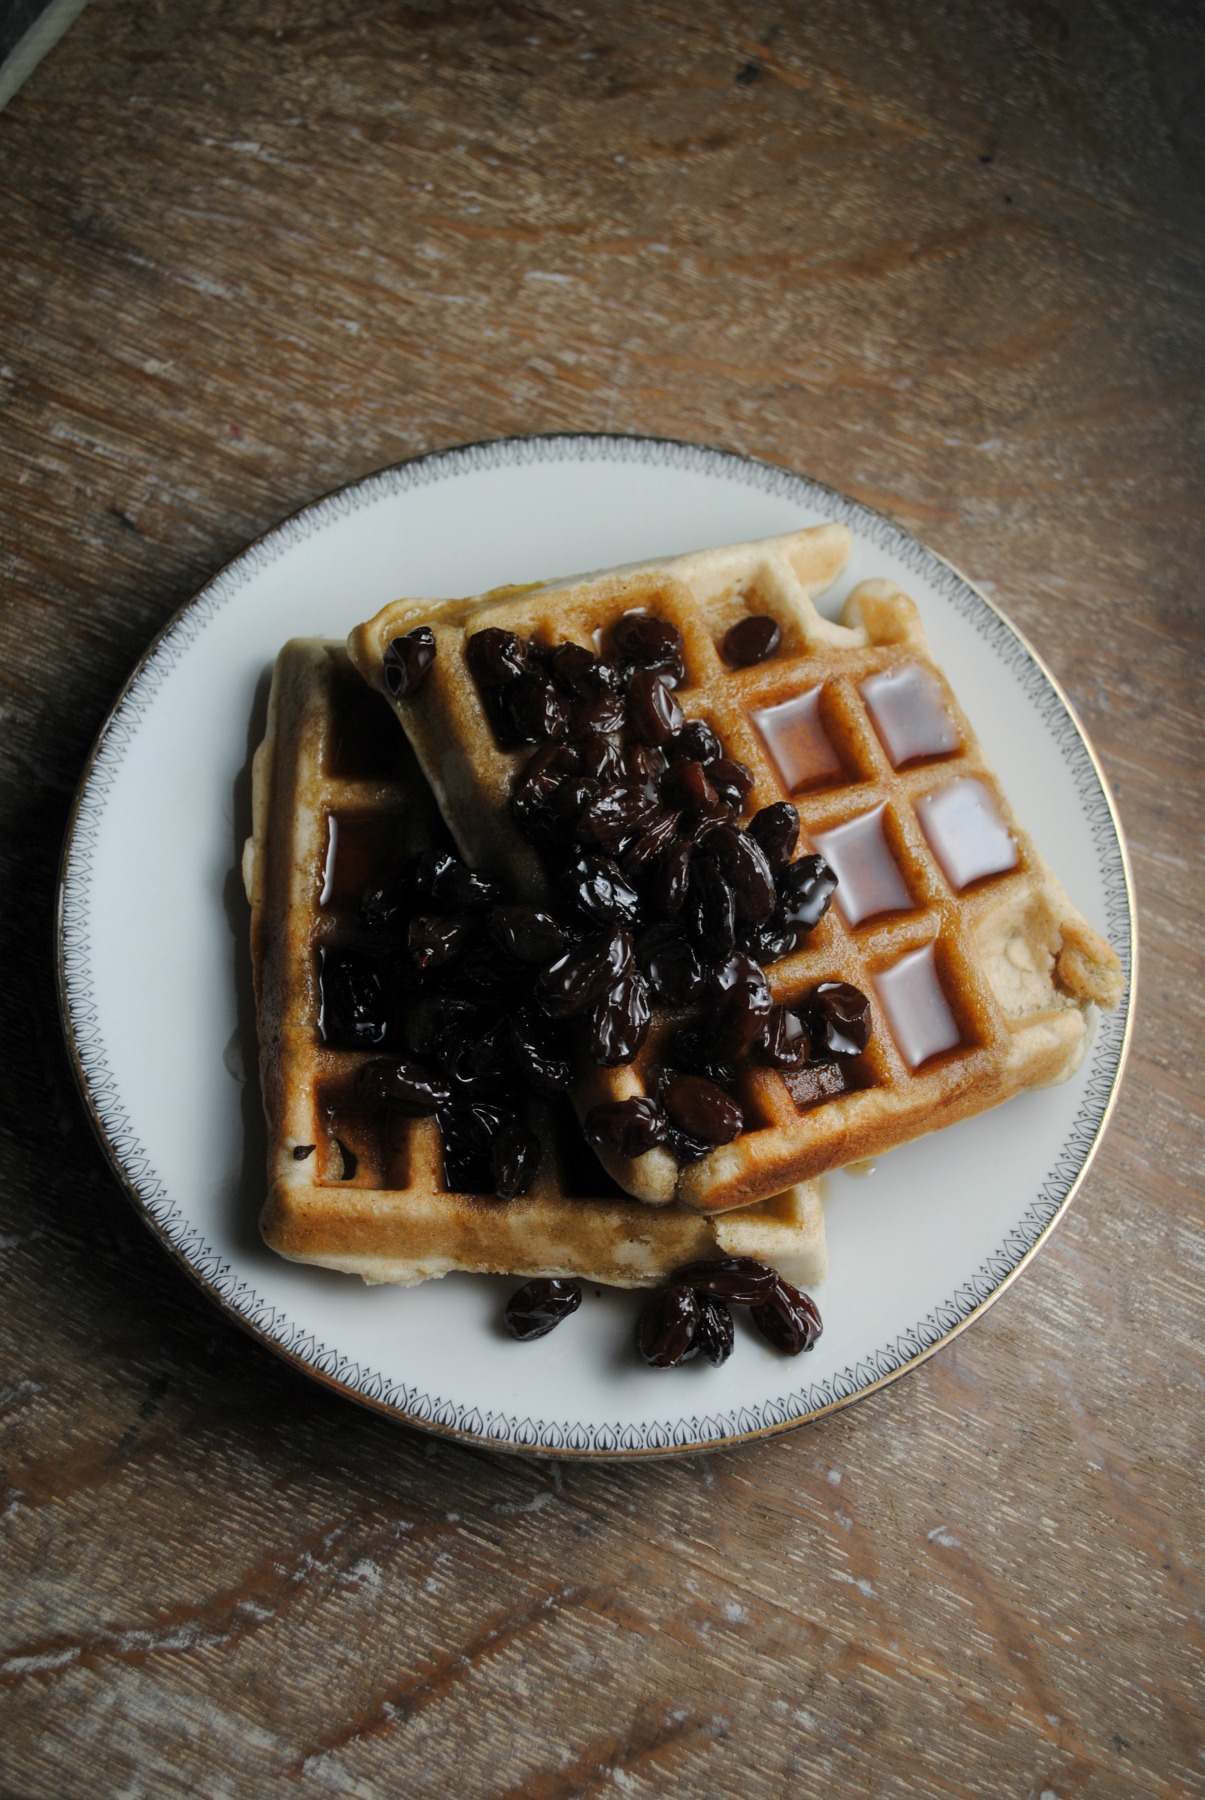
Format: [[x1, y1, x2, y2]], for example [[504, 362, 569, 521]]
[[340, 616, 846, 1368], [322, 843, 581, 1200], [637, 1255, 823, 1366], [503, 1255, 823, 1367], [461, 613, 869, 1161]]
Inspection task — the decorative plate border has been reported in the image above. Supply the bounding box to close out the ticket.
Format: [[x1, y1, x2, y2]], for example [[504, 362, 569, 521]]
[[56, 434, 1135, 1458]]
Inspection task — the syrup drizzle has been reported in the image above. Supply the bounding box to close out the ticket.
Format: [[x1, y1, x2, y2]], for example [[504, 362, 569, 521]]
[[327, 658, 413, 779], [873, 943, 962, 1069], [860, 662, 960, 768], [752, 686, 843, 793], [319, 812, 400, 911], [812, 804, 913, 927], [916, 777, 1018, 892]]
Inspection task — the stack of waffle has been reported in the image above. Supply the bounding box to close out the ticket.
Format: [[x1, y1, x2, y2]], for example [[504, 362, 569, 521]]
[[246, 525, 1120, 1288]]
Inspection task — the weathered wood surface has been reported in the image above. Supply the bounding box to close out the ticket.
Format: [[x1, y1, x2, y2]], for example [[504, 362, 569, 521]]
[[1, 3, 1202, 1795]]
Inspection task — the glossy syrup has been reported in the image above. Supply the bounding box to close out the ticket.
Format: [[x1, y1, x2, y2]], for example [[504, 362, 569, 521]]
[[327, 658, 414, 779], [915, 777, 1018, 891], [859, 662, 960, 767], [812, 804, 913, 926], [751, 686, 843, 794], [320, 812, 399, 911], [873, 943, 962, 1069]]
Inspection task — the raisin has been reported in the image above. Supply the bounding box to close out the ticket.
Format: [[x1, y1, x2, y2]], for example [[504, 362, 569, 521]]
[[505, 1277, 582, 1341], [723, 614, 781, 667], [637, 1284, 700, 1367], [662, 758, 718, 814], [383, 627, 437, 698], [688, 794, 738, 835], [439, 1019, 511, 1091], [360, 874, 410, 933], [569, 691, 627, 738], [580, 734, 626, 785], [489, 905, 569, 963], [757, 1004, 812, 1068], [810, 981, 872, 1055], [407, 913, 476, 971], [739, 917, 800, 964], [621, 810, 681, 883], [709, 950, 773, 1058], [491, 1119, 542, 1198], [508, 1007, 572, 1094], [667, 719, 722, 764], [576, 783, 660, 854], [506, 671, 571, 744], [450, 937, 526, 1001], [636, 924, 706, 1005], [661, 1072, 742, 1145], [559, 855, 642, 928], [412, 850, 460, 898], [625, 742, 668, 784], [653, 837, 693, 917], [671, 1255, 778, 1304], [588, 965, 652, 1065], [425, 999, 506, 1087], [355, 1058, 451, 1113], [544, 641, 601, 698], [608, 614, 686, 686], [664, 1124, 713, 1163], [421, 994, 485, 1062], [699, 824, 776, 923], [539, 927, 633, 1017], [585, 1096, 668, 1159], [319, 948, 393, 1048], [776, 854, 838, 931], [666, 1028, 737, 1090], [748, 802, 800, 872], [360, 848, 446, 931], [466, 628, 530, 687], [511, 745, 581, 839], [627, 669, 685, 745], [705, 757, 755, 810], [542, 775, 602, 843], [684, 856, 736, 957], [428, 857, 502, 913], [749, 1278, 823, 1354], [694, 1294, 734, 1365], [438, 1101, 507, 1190]]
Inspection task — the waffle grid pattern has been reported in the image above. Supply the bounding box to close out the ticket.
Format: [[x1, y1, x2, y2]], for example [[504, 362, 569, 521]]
[[250, 640, 827, 1285], [350, 527, 1117, 1213]]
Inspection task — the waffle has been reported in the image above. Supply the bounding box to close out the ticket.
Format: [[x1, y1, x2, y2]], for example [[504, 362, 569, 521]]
[[348, 525, 1123, 1215], [244, 638, 827, 1286]]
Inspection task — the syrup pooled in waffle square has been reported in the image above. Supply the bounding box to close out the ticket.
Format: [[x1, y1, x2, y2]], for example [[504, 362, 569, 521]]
[[347, 525, 1122, 1215], [244, 639, 828, 1286]]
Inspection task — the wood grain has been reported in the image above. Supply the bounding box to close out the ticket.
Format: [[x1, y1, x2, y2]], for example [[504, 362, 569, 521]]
[[1, 2, 1202, 1796]]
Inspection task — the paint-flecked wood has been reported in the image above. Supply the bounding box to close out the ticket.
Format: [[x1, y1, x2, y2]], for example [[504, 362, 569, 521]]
[[1, 3, 1202, 1796]]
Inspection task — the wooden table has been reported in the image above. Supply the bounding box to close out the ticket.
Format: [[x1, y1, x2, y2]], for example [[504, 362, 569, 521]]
[[3, 5, 1201, 1795]]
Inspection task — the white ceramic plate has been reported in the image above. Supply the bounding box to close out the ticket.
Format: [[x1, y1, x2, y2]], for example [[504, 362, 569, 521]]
[[58, 436, 1134, 1457]]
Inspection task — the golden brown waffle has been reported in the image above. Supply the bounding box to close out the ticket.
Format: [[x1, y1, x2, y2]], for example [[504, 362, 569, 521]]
[[348, 525, 1122, 1216], [244, 638, 827, 1286]]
